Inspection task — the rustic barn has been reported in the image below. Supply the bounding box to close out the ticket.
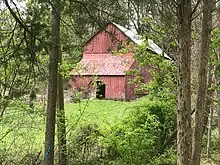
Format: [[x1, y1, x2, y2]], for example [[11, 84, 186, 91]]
[[69, 22, 170, 100]]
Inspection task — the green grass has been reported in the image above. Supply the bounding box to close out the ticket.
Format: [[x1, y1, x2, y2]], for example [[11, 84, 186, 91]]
[[0, 99, 134, 159], [65, 99, 133, 128], [0, 103, 46, 157]]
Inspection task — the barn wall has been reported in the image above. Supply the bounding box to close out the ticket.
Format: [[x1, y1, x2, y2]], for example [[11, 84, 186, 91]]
[[125, 62, 153, 100], [83, 24, 129, 54], [125, 74, 135, 100], [69, 75, 126, 100]]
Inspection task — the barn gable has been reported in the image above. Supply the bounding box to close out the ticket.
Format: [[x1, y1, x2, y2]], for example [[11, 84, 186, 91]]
[[83, 23, 132, 54], [83, 22, 171, 59]]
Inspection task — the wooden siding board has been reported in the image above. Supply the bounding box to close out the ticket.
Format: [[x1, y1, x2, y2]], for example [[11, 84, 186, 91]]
[[83, 24, 129, 54], [69, 76, 126, 100]]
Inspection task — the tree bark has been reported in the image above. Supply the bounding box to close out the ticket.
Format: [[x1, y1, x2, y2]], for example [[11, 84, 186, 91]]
[[206, 103, 213, 160], [202, 62, 214, 135], [44, 0, 60, 164], [57, 72, 68, 165], [214, 52, 220, 156], [57, 32, 68, 165], [192, 0, 213, 164], [177, 1, 192, 165]]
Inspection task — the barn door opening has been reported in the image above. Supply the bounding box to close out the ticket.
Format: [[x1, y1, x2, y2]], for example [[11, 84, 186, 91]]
[[96, 81, 106, 99]]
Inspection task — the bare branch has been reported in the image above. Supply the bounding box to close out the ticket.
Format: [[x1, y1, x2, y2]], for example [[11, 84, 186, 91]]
[[191, 0, 202, 18]]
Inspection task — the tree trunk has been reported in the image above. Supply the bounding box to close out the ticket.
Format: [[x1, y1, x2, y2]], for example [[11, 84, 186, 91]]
[[57, 37, 68, 165], [206, 103, 213, 160], [192, 0, 213, 164], [215, 52, 220, 156], [177, 1, 192, 165], [202, 62, 214, 135], [44, 0, 60, 164]]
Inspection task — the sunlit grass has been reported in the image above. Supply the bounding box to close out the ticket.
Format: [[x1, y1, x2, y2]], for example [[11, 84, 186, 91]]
[[0, 99, 133, 159], [65, 99, 133, 126]]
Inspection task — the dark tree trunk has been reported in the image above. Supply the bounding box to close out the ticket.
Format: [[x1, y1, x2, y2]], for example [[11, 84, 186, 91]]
[[192, 0, 213, 164], [57, 41, 68, 165], [44, 0, 60, 164], [177, 0, 192, 165]]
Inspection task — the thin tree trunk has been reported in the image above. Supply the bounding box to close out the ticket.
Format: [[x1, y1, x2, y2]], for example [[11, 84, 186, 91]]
[[44, 0, 60, 164], [57, 37, 68, 165], [207, 103, 213, 160], [192, 0, 213, 164], [202, 62, 214, 135], [215, 53, 220, 157], [177, 1, 192, 165]]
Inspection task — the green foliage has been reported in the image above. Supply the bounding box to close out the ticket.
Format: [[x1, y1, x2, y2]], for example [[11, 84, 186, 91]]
[[210, 28, 220, 94], [149, 148, 176, 165], [0, 1, 50, 103], [99, 99, 176, 165], [0, 1, 179, 164], [67, 124, 102, 165], [0, 99, 45, 164], [211, 28, 220, 52], [142, 15, 177, 57], [1, 97, 176, 164], [66, 99, 176, 165], [132, 41, 176, 102]]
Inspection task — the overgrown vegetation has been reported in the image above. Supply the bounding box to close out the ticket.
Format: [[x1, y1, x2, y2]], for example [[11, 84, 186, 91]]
[[0, 98, 177, 164]]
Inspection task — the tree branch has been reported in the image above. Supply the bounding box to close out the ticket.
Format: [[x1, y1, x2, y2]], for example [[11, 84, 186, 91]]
[[3, 0, 30, 33], [191, 0, 201, 18]]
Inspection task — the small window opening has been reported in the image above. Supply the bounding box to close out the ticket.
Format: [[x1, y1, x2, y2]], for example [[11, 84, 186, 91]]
[[96, 81, 106, 99]]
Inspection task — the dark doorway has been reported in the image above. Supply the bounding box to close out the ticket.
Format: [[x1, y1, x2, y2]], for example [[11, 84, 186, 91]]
[[96, 81, 106, 99]]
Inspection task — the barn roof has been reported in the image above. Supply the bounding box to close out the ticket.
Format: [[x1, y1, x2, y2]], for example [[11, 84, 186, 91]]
[[71, 54, 135, 76], [112, 23, 171, 60]]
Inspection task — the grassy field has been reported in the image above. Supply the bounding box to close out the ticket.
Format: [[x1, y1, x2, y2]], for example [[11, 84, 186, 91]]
[[0, 99, 133, 159], [65, 99, 133, 127]]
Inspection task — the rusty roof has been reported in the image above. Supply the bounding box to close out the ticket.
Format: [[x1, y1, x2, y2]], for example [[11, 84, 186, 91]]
[[70, 54, 135, 76]]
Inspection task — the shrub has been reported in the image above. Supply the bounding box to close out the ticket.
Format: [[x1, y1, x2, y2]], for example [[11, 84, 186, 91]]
[[67, 99, 176, 165], [99, 99, 176, 165], [67, 124, 104, 165]]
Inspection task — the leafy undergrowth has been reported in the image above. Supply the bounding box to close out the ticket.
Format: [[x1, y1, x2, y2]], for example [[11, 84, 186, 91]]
[[67, 98, 176, 165]]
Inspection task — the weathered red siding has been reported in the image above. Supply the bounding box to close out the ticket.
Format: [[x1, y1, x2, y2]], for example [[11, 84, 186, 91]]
[[125, 62, 152, 100], [84, 24, 129, 54], [125, 74, 135, 100], [69, 75, 126, 100]]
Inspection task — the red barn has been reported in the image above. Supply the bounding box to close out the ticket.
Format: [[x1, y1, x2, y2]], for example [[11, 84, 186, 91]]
[[69, 22, 170, 100]]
